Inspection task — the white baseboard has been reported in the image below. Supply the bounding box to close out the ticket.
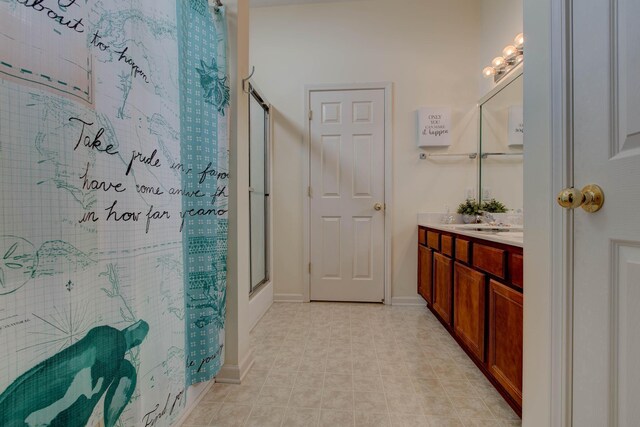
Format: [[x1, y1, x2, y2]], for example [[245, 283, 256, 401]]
[[175, 380, 214, 426], [273, 293, 304, 302], [249, 281, 273, 331], [215, 347, 255, 384], [391, 296, 427, 306]]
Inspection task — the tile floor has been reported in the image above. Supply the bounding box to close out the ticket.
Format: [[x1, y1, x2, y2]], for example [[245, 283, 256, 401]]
[[184, 302, 521, 427]]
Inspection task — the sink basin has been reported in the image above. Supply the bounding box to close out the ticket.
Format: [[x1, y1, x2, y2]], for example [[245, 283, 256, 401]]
[[496, 231, 523, 238]]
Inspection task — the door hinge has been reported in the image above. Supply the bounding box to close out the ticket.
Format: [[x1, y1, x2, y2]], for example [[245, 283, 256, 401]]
[[308, 263, 311, 274], [308, 186, 312, 197], [308, 110, 313, 121]]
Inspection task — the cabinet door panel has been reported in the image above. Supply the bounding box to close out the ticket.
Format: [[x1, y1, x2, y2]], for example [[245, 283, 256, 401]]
[[488, 279, 523, 407], [433, 252, 453, 325], [454, 262, 486, 360], [418, 245, 433, 304]]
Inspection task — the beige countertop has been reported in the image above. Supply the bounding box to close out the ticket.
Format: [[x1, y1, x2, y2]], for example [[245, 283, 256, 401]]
[[418, 222, 523, 248]]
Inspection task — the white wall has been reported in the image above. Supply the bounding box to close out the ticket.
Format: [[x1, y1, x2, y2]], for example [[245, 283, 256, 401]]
[[479, 0, 524, 97], [250, 0, 481, 300], [522, 0, 555, 424]]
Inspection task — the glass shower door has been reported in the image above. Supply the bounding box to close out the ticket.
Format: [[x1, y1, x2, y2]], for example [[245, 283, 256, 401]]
[[249, 85, 269, 294]]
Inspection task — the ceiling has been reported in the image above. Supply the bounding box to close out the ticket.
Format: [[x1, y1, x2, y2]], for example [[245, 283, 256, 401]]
[[250, 0, 368, 8]]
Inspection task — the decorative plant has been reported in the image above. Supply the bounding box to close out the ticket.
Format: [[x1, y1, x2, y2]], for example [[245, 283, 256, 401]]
[[457, 199, 482, 216], [482, 198, 508, 213]]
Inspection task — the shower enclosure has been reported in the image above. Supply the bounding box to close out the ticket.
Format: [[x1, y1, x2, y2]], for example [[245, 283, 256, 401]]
[[248, 84, 270, 294]]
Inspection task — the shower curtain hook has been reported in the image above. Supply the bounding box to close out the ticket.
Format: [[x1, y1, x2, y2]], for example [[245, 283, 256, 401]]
[[242, 66, 255, 94]]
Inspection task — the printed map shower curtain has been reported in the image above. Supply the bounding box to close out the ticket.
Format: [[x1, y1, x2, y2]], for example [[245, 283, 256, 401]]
[[0, 1, 229, 426]]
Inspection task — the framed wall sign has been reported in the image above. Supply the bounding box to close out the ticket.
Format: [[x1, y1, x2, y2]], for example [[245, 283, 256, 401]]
[[508, 105, 524, 146], [418, 107, 452, 147]]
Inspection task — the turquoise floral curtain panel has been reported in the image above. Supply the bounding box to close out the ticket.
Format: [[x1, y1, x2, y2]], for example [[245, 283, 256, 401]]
[[0, 0, 229, 426], [178, 0, 229, 386]]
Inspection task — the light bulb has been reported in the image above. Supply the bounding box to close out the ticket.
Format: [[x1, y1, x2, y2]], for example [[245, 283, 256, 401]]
[[482, 66, 496, 78], [514, 33, 524, 49], [502, 45, 517, 59], [515, 54, 524, 64], [491, 56, 505, 68]]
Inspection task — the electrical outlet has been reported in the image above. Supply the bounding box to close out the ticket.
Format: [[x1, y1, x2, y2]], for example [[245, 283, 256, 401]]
[[482, 187, 492, 200]]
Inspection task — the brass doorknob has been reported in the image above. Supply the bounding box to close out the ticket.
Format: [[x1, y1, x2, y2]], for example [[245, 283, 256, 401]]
[[557, 184, 604, 213], [374, 203, 383, 211]]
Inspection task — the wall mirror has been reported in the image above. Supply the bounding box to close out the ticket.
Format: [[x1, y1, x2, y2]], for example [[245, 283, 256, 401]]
[[479, 71, 523, 211]]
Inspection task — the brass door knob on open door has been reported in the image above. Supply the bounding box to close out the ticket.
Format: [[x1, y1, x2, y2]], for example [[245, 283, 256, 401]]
[[374, 203, 383, 211], [557, 184, 604, 213]]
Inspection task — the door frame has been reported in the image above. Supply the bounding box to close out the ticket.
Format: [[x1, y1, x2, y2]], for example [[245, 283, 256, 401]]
[[302, 82, 393, 304], [523, 0, 572, 425]]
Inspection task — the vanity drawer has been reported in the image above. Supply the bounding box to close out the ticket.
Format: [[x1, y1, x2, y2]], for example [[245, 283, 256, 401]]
[[419, 228, 427, 246], [427, 231, 440, 251], [473, 244, 506, 279], [511, 253, 524, 289], [455, 239, 471, 264], [441, 235, 454, 257]]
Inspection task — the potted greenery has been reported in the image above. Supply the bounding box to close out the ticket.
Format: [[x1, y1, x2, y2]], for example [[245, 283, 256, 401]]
[[457, 199, 482, 223], [482, 199, 508, 213]]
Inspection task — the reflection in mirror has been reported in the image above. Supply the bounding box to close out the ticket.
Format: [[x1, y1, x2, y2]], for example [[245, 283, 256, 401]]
[[480, 73, 523, 212]]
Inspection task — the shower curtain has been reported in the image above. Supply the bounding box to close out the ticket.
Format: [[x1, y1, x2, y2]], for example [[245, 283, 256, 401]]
[[0, 0, 229, 426]]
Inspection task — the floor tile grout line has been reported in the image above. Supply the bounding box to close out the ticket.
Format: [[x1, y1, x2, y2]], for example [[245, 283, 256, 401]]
[[242, 364, 269, 427]]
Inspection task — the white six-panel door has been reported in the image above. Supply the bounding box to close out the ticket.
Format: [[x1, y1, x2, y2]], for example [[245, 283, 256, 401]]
[[572, 0, 640, 425], [309, 89, 385, 302]]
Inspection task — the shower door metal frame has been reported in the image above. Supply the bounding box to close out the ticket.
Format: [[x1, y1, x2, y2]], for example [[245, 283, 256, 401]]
[[248, 83, 271, 295]]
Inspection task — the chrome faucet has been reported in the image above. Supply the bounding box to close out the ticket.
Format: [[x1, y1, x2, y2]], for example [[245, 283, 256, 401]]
[[479, 211, 495, 224]]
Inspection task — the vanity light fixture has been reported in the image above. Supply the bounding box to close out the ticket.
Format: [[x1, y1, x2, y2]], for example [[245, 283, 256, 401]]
[[502, 45, 517, 60], [482, 66, 496, 78], [482, 33, 524, 83], [514, 32, 525, 49], [492, 56, 506, 68]]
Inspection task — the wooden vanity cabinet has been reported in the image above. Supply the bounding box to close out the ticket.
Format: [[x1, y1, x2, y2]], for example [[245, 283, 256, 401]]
[[426, 231, 440, 251], [432, 252, 453, 325], [510, 253, 524, 289], [488, 279, 523, 407], [473, 243, 506, 279], [454, 262, 486, 360], [417, 245, 433, 305], [455, 238, 471, 264], [418, 225, 523, 417]]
